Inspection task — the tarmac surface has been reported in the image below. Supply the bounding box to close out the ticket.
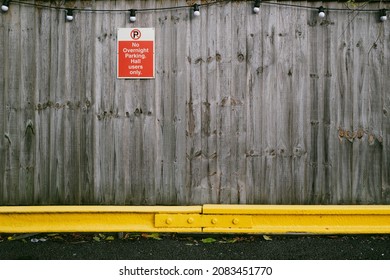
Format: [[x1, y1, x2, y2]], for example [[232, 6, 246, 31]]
[[0, 233, 389, 260]]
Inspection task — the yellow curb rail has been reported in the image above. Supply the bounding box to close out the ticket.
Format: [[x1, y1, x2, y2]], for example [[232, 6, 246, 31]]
[[0, 206, 202, 233], [1, 205, 390, 234]]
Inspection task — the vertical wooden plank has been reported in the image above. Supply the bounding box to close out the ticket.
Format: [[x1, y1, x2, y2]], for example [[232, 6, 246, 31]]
[[64, 0, 82, 204], [78, 0, 95, 204], [334, 10, 354, 203], [198, 2, 211, 204], [119, 40, 132, 206], [245, 2, 263, 204], [350, 12, 370, 204], [230, 1, 247, 204], [291, 6, 310, 204], [323, 13, 337, 205], [322, 6, 338, 205], [59, 5, 74, 204], [105, 1, 117, 205], [308, 7, 324, 204], [153, 2, 164, 205], [156, 2, 176, 204], [275, 6, 293, 204], [216, 1, 232, 203], [172, 4, 189, 204], [383, 15, 390, 204], [0, 9, 5, 204], [120, 3, 137, 205], [366, 13, 384, 204], [115, 13, 131, 205], [92, 2, 104, 204], [135, 0, 155, 205], [153, 2, 164, 204], [111, 0, 126, 205], [261, 3, 278, 203], [48, 7, 65, 204], [4, 3, 21, 205], [204, 2, 219, 204], [327, 5, 340, 204], [187, 2, 204, 204], [118, 1, 143, 205], [95, 0, 116, 204], [18, 4, 36, 205], [310, 5, 336, 204]]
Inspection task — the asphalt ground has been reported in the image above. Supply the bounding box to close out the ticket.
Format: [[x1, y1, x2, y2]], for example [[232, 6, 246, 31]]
[[0, 233, 389, 260]]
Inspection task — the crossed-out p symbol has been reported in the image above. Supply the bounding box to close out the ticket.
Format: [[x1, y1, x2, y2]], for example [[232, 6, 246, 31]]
[[130, 29, 142, 40]]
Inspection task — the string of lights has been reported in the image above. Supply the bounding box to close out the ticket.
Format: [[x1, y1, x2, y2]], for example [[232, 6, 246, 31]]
[[1, 0, 388, 22]]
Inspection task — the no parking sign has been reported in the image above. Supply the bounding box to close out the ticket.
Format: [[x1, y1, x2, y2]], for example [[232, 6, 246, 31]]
[[117, 28, 155, 79]]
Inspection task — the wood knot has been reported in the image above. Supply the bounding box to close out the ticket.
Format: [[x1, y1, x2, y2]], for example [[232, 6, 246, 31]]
[[256, 66, 263, 75], [237, 53, 245, 62], [195, 57, 203, 64], [357, 128, 364, 139], [134, 108, 142, 116], [345, 130, 354, 141]]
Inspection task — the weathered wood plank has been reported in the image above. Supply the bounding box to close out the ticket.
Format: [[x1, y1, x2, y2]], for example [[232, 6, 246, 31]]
[[244, 5, 257, 205], [322, 6, 338, 205], [383, 15, 390, 204], [245, 3, 268, 204], [366, 13, 384, 204], [47, 7, 63, 204], [204, 3, 219, 204], [4, 3, 22, 205], [291, 5, 310, 204], [335, 10, 354, 204], [65, 0, 83, 204], [152, 2, 165, 205], [78, 0, 95, 204], [171, 7, 189, 204], [275, 5, 293, 204], [18, 4, 36, 205], [261, 4, 278, 204], [187, 3, 203, 204], [0, 9, 5, 204], [230, 1, 247, 204], [197, 2, 211, 204], [216, 1, 232, 203], [351, 12, 371, 204], [309, 4, 335, 204], [140, 0, 159, 205], [157, 2, 176, 204], [308, 8, 323, 204], [91, 2, 104, 204]]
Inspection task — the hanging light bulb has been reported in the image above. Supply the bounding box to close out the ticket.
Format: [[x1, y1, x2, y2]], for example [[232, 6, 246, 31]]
[[1, 0, 10, 12], [253, 0, 261, 14], [65, 9, 74, 21], [129, 9, 136, 22], [380, 9, 387, 22], [193, 3, 200, 17], [318, 6, 325, 18]]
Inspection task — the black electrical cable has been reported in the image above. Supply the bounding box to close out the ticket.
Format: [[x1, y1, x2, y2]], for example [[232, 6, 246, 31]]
[[5, 0, 389, 13]]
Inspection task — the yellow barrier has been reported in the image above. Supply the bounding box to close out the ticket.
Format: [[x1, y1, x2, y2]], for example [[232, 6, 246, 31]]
[[1, 205, 390, 234]]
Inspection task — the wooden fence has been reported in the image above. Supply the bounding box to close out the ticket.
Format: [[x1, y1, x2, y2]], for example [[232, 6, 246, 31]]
[[0, 0, 389, 205]]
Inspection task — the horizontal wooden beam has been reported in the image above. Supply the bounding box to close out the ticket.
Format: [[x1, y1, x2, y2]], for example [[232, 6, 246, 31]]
[[1, 205, 390, 234]]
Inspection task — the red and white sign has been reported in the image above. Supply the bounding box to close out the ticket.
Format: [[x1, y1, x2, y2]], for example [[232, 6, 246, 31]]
[[117, 28, 155, 79]]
